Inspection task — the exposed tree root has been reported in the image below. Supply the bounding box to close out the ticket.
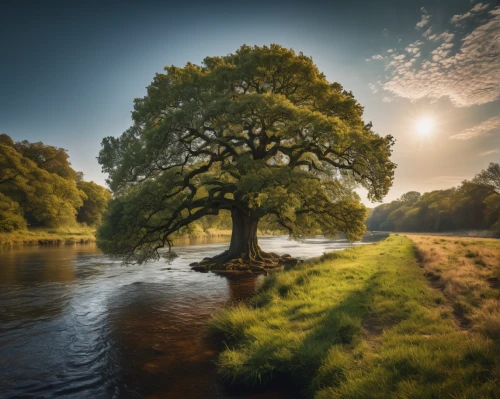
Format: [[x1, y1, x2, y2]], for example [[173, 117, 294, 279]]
[[190, 250, 298, 274]]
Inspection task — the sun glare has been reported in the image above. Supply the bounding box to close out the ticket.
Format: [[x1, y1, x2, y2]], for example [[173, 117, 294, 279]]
[[416, 117, 435, 135]]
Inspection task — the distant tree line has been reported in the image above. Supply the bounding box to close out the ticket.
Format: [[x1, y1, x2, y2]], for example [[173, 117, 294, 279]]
[[0, 134, 111, 232], [173, 211, 285, 237], [366, 163, 500, 233]]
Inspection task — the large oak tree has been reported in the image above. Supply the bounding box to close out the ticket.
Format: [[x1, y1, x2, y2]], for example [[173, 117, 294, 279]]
[[98, 45, 396, 269]]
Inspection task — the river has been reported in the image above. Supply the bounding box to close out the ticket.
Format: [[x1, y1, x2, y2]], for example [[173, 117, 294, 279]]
[[0, 234, 385, 398]]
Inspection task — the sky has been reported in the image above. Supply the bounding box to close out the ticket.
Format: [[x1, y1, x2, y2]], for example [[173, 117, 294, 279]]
[[1, 0, 499, 206]]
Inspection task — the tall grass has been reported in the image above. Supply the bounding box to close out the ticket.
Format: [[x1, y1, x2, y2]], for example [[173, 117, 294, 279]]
[[209, 236, 500, 398], [410, 234, 500, 337]]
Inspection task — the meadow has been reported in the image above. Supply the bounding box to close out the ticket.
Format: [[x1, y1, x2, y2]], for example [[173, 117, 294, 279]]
[[209, 235, 500, 398]]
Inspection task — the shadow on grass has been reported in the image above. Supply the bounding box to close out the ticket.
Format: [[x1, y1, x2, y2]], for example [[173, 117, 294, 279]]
[[287, 271, 389, 396], [220, 269, 396, 397]]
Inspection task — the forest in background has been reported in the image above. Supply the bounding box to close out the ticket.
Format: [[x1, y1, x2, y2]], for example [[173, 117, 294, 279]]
[[2, 131, 498, 239], [366, 163, 500, 234], [0, 133, 111, 233]]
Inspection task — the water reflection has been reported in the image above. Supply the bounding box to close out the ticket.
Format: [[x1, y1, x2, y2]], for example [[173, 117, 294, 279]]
[[0, 234, 387, 398], [109, 281, 223, 398], [1, 245, 77, 284]]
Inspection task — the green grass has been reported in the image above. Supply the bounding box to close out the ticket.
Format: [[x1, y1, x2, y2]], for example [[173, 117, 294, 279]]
[[209, 236, 500, 398], [0, 225, 96, 247]]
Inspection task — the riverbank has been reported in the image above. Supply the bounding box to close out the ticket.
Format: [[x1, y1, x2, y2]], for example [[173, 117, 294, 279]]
[[0, 227, 285, 248], [0, 226, 97, 247], [0, 227, 233, 248], [209, 235, 500, 398]]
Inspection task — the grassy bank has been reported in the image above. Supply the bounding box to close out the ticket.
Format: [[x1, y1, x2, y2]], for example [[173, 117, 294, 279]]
[[1, 227, 233, 248], [0, 226, 96, 247], [209, 235, 500, 398]]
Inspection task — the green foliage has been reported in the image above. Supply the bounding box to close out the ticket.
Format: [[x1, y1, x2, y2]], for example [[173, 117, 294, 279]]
[[399, 190, 421, 204], [0, 134, 110, 232], [200, 210, 233, 231], [474, 162, 500, 192], [210, 237, 500, 398], [14, 140, 78, 180], [98, 44, 395, 262], [0, 142, 82, 227], [0, 193, 27, 232], [367, 166, 500, 233], [0, 133, 15, 147], [76, 181, 112, 226], [484, 192, 500, 232]]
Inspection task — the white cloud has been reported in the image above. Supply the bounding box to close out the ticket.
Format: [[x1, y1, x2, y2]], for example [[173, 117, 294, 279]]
[[478, 149, 499, 156], [365, 54, 384, 62], [451, 2, 491, 24], [380, 6, 500, 107], [416, 8, 430, 29], [450, 116, 500, 140], [405, 40, 424, 54], [428, 31, 455, 42], [368, 83, 379, 94]]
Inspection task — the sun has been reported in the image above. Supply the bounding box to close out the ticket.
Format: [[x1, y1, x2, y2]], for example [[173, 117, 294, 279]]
[[416, 117, 435, 135]]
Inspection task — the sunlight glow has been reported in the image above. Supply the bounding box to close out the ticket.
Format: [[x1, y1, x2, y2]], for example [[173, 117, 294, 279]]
[[416, 117, 435, 135]]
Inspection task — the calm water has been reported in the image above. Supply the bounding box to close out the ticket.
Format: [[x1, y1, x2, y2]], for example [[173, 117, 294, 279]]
[[0, 235, 385, 398]]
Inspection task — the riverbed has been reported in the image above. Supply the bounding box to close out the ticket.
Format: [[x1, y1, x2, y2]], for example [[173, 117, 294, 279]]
[[0, 235, 385, 398]]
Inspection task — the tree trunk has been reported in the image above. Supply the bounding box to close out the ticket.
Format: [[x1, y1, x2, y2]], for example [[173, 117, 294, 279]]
[[227, 208, 261, 260], [190, 208, 295, 272]]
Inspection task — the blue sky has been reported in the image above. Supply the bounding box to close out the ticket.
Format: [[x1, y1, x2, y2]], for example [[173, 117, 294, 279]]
[[1, 0, 499, 205]]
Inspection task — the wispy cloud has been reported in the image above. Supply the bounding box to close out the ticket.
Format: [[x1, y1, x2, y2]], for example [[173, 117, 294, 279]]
[[368, 83, 378, 94], [373, 4, 500, 107], [365, 54, 384, 62], [427, 31, 455, 42], [423, 27, 433, 37], [450, 116, 500, 140], [451, 2, 490, 24], [478, 149, 499, 157], [416, 7, 430, 29]]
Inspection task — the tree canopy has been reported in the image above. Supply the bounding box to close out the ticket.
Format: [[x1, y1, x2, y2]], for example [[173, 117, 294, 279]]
[[14, 140, 78, 181], [0, 135, 110, 231], [474, 162, 500, 193], [98, 44, 396, 268], [77, 180, 112, 226]]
